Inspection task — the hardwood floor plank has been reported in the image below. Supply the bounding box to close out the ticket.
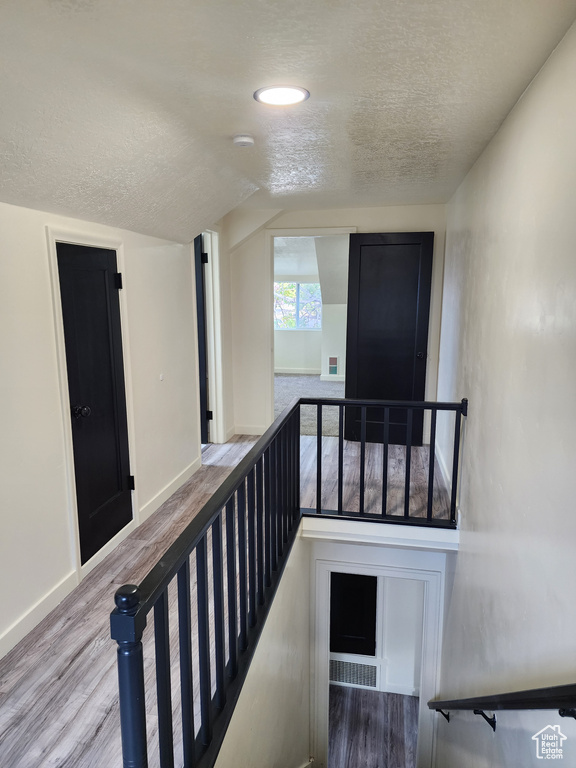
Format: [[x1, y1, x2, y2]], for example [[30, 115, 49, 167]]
[[329, 685, 419, 768], [1, 433, 430, 768], [0, 437, 256, 768], [300, 436, 450, 520]]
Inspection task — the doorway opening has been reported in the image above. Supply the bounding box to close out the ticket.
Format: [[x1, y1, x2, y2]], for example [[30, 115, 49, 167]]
[[313, 558, 443, 768], [272, 233, 349, 434], [328, 571, 423, 768], [195, 230, 226, 445]]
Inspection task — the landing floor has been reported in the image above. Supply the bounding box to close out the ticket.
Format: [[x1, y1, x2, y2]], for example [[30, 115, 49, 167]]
[[0, 437, 256, 768], [329, 685, 419, 768], [0, 433, 442, 767]]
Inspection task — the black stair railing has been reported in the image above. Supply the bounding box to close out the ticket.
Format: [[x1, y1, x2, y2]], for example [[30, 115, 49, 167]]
[[110, 404, 301, 768], [111, 396, 467, 768], [301, 397, 467, 527], [428, 683, 576, 732]]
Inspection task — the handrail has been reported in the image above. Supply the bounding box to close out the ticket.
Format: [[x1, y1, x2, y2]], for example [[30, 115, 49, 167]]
[[299, 396, 467, 525], [111, 395, 468, 768], [428, 683, 576, 732], [111, 399, 302, 768], [299, 396, 468, 415], [136, 398, 301, 616]]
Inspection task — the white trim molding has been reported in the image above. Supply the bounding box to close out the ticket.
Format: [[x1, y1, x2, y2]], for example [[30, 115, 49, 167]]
[[309, 538, 448, 768]]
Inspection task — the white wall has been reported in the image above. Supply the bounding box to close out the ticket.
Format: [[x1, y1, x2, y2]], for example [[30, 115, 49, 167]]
[[0, 201, 201, 657], [214, 532, 311, 768], [382, 576, 424, 695], [320, 304, 347, 380], [225, 205, 446, 434], [435, 22, 576, 767], [274, 329, 322, 373]]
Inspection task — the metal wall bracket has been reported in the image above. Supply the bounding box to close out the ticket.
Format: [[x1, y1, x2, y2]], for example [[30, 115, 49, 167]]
[[436, 709, 450, 722], [559, 709, 576, 720], [474, 709, 496, 731]]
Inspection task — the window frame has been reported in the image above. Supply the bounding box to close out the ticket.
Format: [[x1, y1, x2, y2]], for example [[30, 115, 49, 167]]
[[274, 281, 322, 330]]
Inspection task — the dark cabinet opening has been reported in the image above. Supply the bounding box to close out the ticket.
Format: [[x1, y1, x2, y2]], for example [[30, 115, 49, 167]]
[[330, 573, 377, 656]]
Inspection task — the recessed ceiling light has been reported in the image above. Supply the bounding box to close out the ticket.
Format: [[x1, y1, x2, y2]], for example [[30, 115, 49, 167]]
[[253, 86, 310, 106], [233, 134, 255, 147]]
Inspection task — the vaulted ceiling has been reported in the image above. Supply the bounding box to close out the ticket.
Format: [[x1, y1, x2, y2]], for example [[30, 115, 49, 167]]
[[1, 0, 575, 242]]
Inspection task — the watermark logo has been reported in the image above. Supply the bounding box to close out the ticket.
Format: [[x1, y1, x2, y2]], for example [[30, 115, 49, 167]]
[[532, 725, 567, 760]]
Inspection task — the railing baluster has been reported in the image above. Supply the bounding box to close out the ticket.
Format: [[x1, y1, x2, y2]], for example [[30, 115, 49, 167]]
[[264, 448, 272, 586], [225, 497, 238, 679], [450, 408, 463, 524], [113, 396, 468, 768], [338, 405, 344, 515], [247, 468, 257, 628], [154, 589, 174, 768], [359, 406, 367, 515], [294, 408, 301, 523], [211, 515, 226, 710], [177, 559, 195, 767], [316, 404, 322, 514], [381, 407, 390, 517], [196, 536, 212, 747], [269, 441, 278, 571], [404, 409, 413, 518], [237, 481, 248, 651], [427, 409, 437, 521], [274, 437, 283, 558], [283, 426, 289, 538], [256, 458, 265, 606], [287, 417, 294, 526], [279, 429, 286, 545]]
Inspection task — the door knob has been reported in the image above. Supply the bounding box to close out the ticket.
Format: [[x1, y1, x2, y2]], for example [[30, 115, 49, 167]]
[[416, 352, 425, 360], [72, 405, 92, 418]]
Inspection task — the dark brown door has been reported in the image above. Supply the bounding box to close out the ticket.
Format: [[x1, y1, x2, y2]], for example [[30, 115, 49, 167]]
[[345, 232, 433, 445], [57, 243, 133, 564]]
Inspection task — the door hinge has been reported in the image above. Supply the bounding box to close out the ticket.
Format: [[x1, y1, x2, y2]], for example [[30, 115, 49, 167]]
[[201, 252, 209, 264], [128, 475, 135, 490], [206, 410, 213, 421], [114, 273, 123, 289]]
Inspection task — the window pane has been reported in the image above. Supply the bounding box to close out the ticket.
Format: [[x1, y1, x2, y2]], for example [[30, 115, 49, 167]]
[[298, 283, 322, 329], [274, 282, 297, 329]]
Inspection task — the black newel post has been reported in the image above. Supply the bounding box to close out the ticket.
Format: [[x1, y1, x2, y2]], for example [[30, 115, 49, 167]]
[[111, 584, 148, 768]]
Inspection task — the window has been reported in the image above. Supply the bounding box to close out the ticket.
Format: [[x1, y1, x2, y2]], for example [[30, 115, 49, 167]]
[[274, 282, 322, 329]]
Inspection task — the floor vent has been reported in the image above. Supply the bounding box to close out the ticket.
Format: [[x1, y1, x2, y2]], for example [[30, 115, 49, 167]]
[[329, 659, 377, 688]]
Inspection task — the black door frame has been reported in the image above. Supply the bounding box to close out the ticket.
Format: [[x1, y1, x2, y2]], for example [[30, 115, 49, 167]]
[[194, 234, 210, 444]]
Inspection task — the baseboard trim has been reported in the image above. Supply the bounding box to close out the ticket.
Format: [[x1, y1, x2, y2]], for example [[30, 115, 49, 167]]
[[320, 374, 345, 382], [381, 683, 419, 697], [80, 518, 138, 578], [139, 456, 203, 523], [275, 368, 321, 375], [0, 570, 78, 659], [234, 425, 265, 436]]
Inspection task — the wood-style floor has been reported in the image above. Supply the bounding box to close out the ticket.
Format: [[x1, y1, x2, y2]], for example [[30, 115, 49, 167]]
[[329, 685, 419, 768], [301, 436, 450, 520], [0, 434, 440, 767], [0, 437, 257, 768]]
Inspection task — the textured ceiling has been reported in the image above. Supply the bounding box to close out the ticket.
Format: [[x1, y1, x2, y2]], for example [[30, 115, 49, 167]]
[[1, 0, 575, 241], [274, 237, 319, 278]]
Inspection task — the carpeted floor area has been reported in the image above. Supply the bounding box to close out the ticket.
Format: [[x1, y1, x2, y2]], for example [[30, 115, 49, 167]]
[[274, 373, 345, 435]]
